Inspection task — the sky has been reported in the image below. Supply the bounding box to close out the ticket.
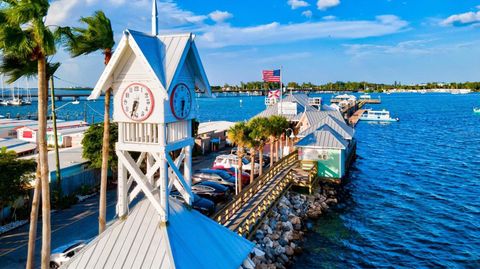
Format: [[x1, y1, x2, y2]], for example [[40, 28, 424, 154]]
[[7, 0, 480, 87]]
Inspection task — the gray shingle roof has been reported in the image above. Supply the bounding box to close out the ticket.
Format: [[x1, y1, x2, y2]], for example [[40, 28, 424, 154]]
[[63, 198, 253, 269], [296, 125, 349, 150], [299, 114, 354, 139]]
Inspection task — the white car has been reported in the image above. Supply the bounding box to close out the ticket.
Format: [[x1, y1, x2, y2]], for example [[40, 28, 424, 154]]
[[50, 240, 87, 268], [213, 154, 260, 175]]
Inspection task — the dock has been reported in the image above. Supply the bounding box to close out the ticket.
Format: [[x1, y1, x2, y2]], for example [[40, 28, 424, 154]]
[[348, 109, 366, 126], [213, 151, 317, 238]]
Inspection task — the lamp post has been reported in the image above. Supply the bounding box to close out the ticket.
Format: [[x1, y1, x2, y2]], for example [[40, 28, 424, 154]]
[[48, 96, 80, 198], [285, 128, 295, 155]]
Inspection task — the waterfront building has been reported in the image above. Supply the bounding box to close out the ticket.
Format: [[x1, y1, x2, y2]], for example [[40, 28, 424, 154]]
[[255, 93, 357, 180], [196, 120, 235, 153], [15, 120, 87, 143], [22, 147, 100, 195], [0, 138, 37, 156], [46, 126, 89, 148]]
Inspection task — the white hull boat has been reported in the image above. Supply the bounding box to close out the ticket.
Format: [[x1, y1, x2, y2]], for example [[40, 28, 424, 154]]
[[360, 109, 399, 122]]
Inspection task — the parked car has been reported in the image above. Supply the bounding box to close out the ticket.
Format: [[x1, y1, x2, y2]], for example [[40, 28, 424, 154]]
[[50, 240, 88, 268], [232, 147, 270, 167], [192, 181, 231, 202], [213, 167, 250, 186], [192, 169, 236, 190], [170, 191, 215, 216], [213, 154, 261, 175]]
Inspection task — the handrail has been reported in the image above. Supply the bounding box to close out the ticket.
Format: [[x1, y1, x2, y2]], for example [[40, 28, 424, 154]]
[[213, 150, 298, 225]]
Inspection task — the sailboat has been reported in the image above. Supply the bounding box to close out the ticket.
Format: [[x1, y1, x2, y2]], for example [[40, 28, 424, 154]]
[[24, 79, 32, 105], [9, 83, 23, 106], [0, 75, 9, 106]]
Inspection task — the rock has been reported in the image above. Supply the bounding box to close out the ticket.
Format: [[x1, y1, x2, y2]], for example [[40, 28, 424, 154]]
[[290, 242, 296, 249], [294, 223, 302, 231], [273, 240, 280, 248], [282, 221, 293, 232], [278, 237, 288, 246], [269, 219, 277, 229], [280, 214, 289, 222], [328, 190, 336, 196], [263, 237, 274, 248], [290, 216, 301, 225], [266, 225, 273, 234], [253, 247, 265, 257], [269, 232, 280, 241], [326, 198, 338, 205], [285, 246, 295, 256], [321, 202, 329, 210], [274, 246, 285, 256], [256, 230, 265, 240], [283, 230, 293, 241], [305, 220, 314, 231], [279, 253, 290, 263]]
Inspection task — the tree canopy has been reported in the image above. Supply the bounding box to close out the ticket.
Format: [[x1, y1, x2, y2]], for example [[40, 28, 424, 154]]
[[82, 123, 118, 169]]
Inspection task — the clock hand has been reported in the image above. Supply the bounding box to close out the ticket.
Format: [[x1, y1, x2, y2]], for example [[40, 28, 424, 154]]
[[181, 100, 185, 117], [131, 100, 139, 118]]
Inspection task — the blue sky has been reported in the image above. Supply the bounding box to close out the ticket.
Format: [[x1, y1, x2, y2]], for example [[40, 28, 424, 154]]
[[25, 0, 480, 87]]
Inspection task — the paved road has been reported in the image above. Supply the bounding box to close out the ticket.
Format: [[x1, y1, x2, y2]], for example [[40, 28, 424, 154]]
[[0, 191, 117, 269], [0, 148, 230, 269]]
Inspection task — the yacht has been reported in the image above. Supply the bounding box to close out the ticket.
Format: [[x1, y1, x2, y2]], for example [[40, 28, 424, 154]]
[[359, 94, 371, 99], [474, 107, 480, 114], [360, 109, 399, 122]]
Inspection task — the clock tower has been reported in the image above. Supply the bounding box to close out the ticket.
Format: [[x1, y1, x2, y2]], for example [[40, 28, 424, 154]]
[[89, 22, 210, 224]]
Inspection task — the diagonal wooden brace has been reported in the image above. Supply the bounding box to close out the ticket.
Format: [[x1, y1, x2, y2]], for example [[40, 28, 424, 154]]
[[117, 150, 165, 216]]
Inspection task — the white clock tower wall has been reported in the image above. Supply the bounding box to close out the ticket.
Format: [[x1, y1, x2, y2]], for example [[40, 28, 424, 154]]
[[112, 48, 165, 124]]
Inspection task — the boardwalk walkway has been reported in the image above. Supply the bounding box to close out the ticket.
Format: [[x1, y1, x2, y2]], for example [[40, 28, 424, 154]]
[[349, 109, 366, 126], [213, 151, 301, 238]]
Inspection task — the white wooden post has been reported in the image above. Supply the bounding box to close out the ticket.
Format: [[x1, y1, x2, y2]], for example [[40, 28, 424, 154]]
[[147, 153, 155, 185], [117, 152, 129, 218], [159, 123, 169, 223], [185, 120, 192, 188]]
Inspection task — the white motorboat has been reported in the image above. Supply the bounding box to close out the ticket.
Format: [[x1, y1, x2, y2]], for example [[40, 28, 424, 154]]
[[360, 109, 399, 122], [359, 94, 371, 99]]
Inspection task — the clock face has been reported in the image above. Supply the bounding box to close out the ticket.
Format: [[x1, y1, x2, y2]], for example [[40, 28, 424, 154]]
[[121, 83, 154, 121], [170, 83, 192, 120]]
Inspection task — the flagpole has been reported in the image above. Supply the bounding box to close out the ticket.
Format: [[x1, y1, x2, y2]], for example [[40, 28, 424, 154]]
[[279, 66, 283, 114]]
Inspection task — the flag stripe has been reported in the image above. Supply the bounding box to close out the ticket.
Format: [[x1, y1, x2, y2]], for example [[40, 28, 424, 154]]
[[262, 69, 281, 82]]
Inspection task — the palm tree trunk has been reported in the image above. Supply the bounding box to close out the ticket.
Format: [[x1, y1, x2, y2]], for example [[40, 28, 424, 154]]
[[249, 148, 255, 184], [275, 140, 279, 162], [237, 150, 243, 193], [99, 50, 113, 234], [26, 163, 41, 269], [269, 138, 274, 167], [99, 87, 111, 234], [38, 56, 51, 269], [50, 77, 62, 198], [259, 145, 264, 175]]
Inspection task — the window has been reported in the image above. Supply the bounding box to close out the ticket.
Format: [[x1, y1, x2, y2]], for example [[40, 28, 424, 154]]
[[23, 131, 33, 138]]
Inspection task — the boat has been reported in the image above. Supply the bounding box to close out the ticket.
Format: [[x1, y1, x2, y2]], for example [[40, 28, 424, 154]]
[[24, 80, 32, 105], [474, 107, 480, 113], [360, 109, 399, 122], [72, 100, 80, 105], [359, 94, 371, 99]]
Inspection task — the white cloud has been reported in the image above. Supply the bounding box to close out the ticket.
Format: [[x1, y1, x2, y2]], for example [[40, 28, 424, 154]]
[[209, 10, 233, 23], [46, 0, 83, 26], [197, 15, 408, 48], [302, 10, 313, 19], [344, 40, 435, 57], [288, 0, 310, 10], [257, 52, 312, 64], [317, 0, 340, 11], [322, 15, 336, 20], [440, 10, 480, 26]]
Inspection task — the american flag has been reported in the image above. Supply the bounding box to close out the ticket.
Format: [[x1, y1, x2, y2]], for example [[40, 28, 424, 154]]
[[262, 69, 281, 82], [268, 90, 280, 98]]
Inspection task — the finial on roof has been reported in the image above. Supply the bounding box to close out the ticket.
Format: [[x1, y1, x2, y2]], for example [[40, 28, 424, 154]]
[[152, 0, 158, 36]]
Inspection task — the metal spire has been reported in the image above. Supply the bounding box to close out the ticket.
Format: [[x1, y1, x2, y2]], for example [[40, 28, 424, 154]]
[[152, 0, 158, 36]]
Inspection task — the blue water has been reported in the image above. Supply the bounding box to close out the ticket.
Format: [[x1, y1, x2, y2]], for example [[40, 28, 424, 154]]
[[293, 93, 480, 268], [2, 92, 480, 268]]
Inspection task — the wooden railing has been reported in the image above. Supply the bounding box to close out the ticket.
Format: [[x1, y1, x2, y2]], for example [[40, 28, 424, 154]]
[[235, 169, 296, 238], [213, 150, 298, 226], [292, 161, 318, 194]]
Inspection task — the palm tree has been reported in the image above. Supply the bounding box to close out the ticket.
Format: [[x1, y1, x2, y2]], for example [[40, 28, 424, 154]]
[[266, 115, 289, 165], [60, 10, 114, 234], [0, 2, 56, 268], [248, 117, 269, 175], [227, 122, 251, 193]]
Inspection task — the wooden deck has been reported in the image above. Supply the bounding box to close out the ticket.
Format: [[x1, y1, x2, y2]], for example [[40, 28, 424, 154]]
[[213, 151, 317, 238], [348, 109, 366, 126]]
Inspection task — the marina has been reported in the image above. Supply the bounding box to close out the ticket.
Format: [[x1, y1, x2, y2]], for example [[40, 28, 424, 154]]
[[0, 0, 479, 268]]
